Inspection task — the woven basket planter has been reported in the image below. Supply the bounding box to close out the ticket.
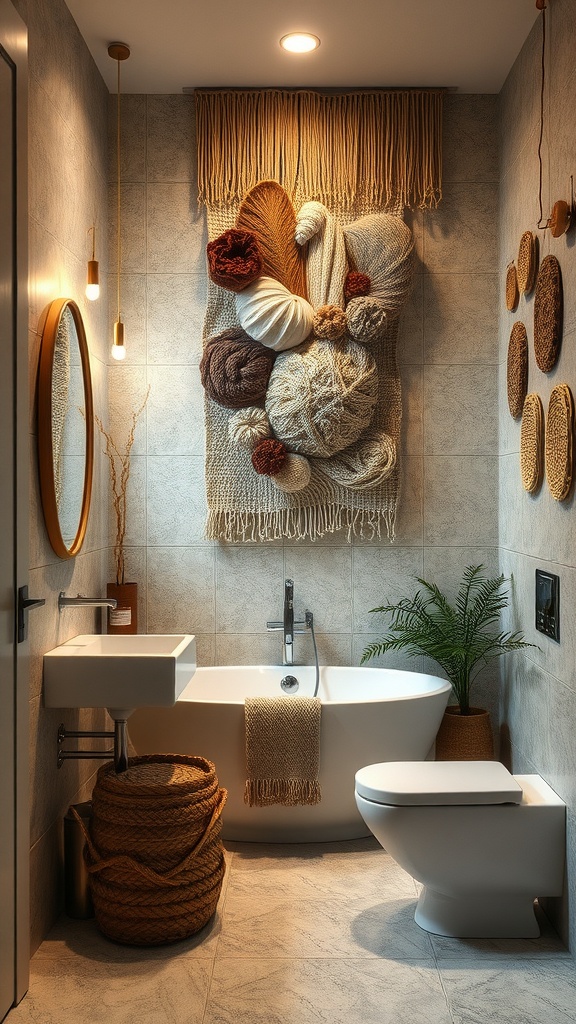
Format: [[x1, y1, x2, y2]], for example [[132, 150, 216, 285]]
[[435, 706, 494, 761], [79, 754, 227, 946]]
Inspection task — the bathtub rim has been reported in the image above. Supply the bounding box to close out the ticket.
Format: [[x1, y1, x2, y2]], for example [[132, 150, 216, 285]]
[[176, 664, 453, 706]]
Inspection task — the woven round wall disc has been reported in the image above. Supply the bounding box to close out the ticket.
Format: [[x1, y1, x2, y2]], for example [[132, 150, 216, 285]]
[[545, 383, 574, 501], [534, 255, 563, 372], [517, 231, 537, 294], [520, 393, 544, 494], [505, 262, 519, 311], [507, 322, 528, 418]]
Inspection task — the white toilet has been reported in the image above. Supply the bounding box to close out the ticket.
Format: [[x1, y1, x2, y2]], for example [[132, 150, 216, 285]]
[[355, 760, 565, 938]]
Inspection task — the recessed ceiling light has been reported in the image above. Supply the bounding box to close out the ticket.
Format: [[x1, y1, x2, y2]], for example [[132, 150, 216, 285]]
[[280, 33, 320, 54]]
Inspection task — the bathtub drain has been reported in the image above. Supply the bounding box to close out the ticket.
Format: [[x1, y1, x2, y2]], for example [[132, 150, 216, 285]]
[[280, 675, 299, 694]]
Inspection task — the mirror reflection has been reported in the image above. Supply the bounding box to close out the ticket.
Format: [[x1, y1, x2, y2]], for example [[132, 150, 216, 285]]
[[38, 298, 94, 559]]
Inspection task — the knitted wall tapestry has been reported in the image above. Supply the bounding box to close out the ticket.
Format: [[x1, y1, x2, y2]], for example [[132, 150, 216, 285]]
[[196, 90, 436, 542]]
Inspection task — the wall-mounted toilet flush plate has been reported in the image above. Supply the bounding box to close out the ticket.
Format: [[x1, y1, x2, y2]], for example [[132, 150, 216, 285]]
[[535, 569, 560, 642]]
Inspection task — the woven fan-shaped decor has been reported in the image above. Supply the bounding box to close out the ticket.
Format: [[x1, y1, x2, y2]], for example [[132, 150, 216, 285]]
[[520, 393, 544, 494], [505, 262, 519, 311], [517, 231, 537, 294], [236, 180, 308, 300], [545, 383, 574, 501], [534, 255, 563, 372], [507, 322, 528, 419]]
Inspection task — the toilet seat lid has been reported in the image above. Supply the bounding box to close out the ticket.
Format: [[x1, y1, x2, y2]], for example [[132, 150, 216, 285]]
[[355, 761, 523, 806]]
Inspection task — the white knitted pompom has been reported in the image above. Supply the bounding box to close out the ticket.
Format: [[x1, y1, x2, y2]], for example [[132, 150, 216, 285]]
[[235, 276, 314, 352], [295, 201, 326, 244], [271, 453, 312, 493], [228, 406, 270, 448]]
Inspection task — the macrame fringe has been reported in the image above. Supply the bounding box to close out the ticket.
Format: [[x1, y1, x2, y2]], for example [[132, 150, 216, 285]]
[[195, 89, 443, 212], [244, 778, 322, 808], [205, 504, 396, 544]]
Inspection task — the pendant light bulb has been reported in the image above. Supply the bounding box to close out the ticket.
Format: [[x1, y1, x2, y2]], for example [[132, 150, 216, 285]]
[[86, 225, 100, 300], [109, 42, 130, 361], [112, 319, 126, 360]]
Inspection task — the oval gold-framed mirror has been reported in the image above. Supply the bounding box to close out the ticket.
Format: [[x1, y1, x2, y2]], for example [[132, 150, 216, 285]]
[[37, 298, 94, 559]]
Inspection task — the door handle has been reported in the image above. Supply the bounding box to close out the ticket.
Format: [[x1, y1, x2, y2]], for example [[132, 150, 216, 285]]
[[17, 585, 46, 643]]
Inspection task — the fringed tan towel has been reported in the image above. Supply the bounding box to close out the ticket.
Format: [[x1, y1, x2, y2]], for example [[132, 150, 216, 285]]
[[244, 696, 322, 807]]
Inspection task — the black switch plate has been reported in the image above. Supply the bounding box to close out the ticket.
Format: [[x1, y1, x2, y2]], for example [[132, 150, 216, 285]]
[[535, 569, 560, 641]]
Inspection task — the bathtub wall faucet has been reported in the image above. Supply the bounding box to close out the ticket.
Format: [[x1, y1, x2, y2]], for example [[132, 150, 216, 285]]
[[267, 579, 313, 665]]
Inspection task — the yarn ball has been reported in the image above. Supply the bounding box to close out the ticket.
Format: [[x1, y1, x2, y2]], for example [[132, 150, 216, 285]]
[[346, 296, 388, 344], [235, 276, 315, 352], [271, 453, 312, 493], [313, 305, 348, 342], [252, 438, 287, 475], [313, 428, 396, 491], [344, 271, 371, 300], [200, 327, 275, 410], [228, 406, 271, 449], [265, 339, 378, 458], [206, 229, 263, 293], [344, 214, 414, 318]]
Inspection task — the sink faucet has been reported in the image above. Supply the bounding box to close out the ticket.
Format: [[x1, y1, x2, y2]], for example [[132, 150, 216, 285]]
[[58, 592, 118, 613], [267, 579, 312, 665]]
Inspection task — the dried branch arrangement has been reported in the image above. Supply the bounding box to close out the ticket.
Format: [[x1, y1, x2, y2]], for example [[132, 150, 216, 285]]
[[95, 385, 150, 584]]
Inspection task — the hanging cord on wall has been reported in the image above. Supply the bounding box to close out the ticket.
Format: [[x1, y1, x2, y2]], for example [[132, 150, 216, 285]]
[[116, 54, 122, 322], [536, 0, 548, 229]]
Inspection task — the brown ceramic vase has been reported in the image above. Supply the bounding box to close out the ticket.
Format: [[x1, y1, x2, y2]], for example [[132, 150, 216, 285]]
[[106, 582, 138, 635]]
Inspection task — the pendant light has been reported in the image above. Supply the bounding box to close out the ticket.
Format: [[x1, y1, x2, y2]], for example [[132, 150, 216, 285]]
[[86, 223, 100, 300], [109, 42, 130, 361]]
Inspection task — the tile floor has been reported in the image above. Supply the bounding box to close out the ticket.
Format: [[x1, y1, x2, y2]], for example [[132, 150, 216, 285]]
[[9, 838, 576, 1024]]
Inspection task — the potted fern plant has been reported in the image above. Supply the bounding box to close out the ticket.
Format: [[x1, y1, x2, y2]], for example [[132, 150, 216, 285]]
[[361, 565, 533, 759]]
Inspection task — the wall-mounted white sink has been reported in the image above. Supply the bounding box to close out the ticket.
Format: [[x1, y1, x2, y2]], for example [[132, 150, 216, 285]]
[[43, 633, 196, 719]]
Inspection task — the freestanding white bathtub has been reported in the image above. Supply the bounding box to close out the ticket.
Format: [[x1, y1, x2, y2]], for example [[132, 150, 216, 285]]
[[129, 665, 452, 842]]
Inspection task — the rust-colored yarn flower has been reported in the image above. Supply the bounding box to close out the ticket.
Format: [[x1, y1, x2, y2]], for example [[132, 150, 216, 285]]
[[206, 228, 263, 293], [251, 438, 287, 476], [313, 304, 348, 342], [344, 271, 371, 301], [200, 327, 275, 409]]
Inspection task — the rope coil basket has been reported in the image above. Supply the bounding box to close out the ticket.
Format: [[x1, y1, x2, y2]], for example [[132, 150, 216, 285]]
[[507, 322, 528, 419], [534, 255, 563, 372], [520, 393, 544, 494], [517, 231, 537, 295], [77, 755, 227, 946], [505, 262, 519, 312], [545, 383, 574, 501]]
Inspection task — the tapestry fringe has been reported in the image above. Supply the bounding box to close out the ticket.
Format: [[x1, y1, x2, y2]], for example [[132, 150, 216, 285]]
[[195, 89, 443, 212], [244, 778, 322, 808], [205, 505, 396, 544]]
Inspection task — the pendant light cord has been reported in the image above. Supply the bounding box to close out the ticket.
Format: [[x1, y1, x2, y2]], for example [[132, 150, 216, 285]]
[[116, 56, 122, 322], [537, 2, 547, 229]]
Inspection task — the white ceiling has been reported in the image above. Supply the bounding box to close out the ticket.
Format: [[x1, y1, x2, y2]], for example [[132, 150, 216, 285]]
[[64, 0, 540, 95]]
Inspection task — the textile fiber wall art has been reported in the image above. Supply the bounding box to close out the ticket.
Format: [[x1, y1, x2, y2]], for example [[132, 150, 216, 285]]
[[199, 180, 414, 541], [196, 88, 441, 541]]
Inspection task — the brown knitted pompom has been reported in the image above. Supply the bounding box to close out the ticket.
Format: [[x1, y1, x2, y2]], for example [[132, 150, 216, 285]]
[[252, 438, 287, 475], [206, 229, 263, 293], [200, 327, 275, 409], [313, 304, 348, 341], [344, 271, 371, 300]]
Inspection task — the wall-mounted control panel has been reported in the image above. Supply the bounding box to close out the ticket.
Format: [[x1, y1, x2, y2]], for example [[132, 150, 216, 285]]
[[535, 569, 560, 642]]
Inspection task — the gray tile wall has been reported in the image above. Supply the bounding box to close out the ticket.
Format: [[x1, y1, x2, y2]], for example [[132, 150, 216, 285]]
[[16, 0, 110, 953], [108, 91, 500, 702], [498, 0, 576, 951]]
